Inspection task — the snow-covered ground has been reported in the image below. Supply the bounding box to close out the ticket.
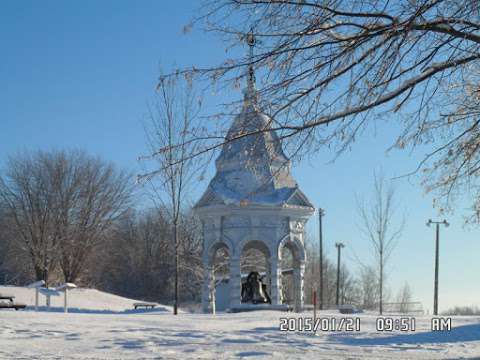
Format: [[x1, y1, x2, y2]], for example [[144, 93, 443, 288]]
[[0, 285, 172, 314], [1, 286, 479, 359]]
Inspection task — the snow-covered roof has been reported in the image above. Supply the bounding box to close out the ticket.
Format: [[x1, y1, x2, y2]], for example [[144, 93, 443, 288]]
[[195, 79, 314, 210]]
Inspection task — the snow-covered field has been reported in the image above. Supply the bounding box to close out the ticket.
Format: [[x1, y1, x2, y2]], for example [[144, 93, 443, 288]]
[[1, 286, 479, 359], [0, 286, 172, 314]]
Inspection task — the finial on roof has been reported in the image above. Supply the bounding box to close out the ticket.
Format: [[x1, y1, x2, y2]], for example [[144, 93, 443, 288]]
[[244, 29, 257, 105]]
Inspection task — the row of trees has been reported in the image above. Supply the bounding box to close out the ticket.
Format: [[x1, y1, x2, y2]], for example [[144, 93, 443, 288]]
[[90, 208, 203, 304], [0, 180, 411, 312], [0, 78, 207, 311], [0, 151, 133, 285], [304, 237, 413, 312], [0, 150, 204, 304], [306, 260, 414, 311], [0, 163, 411, 310]]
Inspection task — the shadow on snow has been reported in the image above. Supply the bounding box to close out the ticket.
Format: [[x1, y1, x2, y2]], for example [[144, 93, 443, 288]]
[[332, 323, 480, 347], [20, 306, 169, 315]]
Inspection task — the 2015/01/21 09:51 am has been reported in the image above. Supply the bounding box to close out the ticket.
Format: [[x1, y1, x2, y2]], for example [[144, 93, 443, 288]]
[[279, 317, 420, 332]]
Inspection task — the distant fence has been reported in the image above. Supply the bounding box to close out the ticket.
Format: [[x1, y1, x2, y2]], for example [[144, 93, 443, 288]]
[[382, 302, 424, 315]]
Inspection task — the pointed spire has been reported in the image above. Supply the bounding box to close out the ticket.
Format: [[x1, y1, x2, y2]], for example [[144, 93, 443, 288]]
[[244, 30, 258, 105]]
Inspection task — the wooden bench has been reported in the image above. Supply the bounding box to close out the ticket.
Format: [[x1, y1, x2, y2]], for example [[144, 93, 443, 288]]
[[0, 294, 26, 311], [133, 302, 157, 310], [0, 302, 26, 310]]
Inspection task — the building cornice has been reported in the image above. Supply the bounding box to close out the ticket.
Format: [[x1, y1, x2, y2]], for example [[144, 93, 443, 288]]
[[194, 203, 314, 219]]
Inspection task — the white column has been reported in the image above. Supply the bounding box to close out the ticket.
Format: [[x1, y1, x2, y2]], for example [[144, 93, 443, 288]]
[[300, 262, 305, 310], [293, 262, 306, 312], [229, 256, 241, 309], [270, 256, 281, 305]]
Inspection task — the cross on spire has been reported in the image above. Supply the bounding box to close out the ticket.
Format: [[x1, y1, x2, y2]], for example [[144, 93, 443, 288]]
[[244, 30, 257, 104]]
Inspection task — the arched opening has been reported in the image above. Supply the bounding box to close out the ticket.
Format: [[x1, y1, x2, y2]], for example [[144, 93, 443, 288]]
[[208, 242, 231, 312], [240, 240, 271, 304]]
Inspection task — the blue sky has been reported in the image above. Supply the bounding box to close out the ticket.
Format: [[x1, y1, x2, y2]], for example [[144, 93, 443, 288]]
[[1, 1, 478, 312]]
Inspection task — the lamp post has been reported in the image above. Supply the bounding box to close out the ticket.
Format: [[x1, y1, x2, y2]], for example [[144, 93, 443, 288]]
[[335, 242, 345, 306], [426, 219, 449, 315], [318, 208, 325, 310]]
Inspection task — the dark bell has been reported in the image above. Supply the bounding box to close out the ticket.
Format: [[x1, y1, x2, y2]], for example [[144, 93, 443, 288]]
[[241, 271, 271, 304]]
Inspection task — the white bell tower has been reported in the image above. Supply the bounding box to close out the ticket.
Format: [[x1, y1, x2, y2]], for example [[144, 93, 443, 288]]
[[194, 32, 314, 312]]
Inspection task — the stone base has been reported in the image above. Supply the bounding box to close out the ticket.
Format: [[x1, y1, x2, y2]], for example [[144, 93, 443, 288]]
[[227, 303, 292, 313]]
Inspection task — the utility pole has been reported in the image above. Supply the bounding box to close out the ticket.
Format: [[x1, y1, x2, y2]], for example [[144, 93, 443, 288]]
[[335, 242, 345, 306], [318, 208, 325, 310], [426, 219, 449, 316]]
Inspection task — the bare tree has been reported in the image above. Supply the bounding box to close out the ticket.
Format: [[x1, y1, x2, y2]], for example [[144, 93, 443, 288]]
[[0, 208, 11, 283], [0, 206, 33, 285], [357, 265, 379, 310], [357, 173, 404, 314], [208, 247, 230, 314], [396, 282, 413, 314], [95, 208, 175, 302], [139, 77, 208, 314], [0, 151, 61, 284], [177, 211, 204, 301], [303, 238, 359, 307], [444, 305, 480, 315], [0, 150, 133, 284], [114, 208, 210, 311], [56, 152, 133, 283], [164, 0, 480, 222]]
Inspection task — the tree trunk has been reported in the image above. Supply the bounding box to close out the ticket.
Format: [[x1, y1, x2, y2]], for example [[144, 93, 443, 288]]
[[173, 222, 179, 315], [379, 254, 383, 315], [34, 266, 44, 282], [64, 273, 75, 284]]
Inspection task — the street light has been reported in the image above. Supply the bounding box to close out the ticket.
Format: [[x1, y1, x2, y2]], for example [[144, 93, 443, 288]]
[[335, 242, 345, 306], [426, 219, 449, 315]]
